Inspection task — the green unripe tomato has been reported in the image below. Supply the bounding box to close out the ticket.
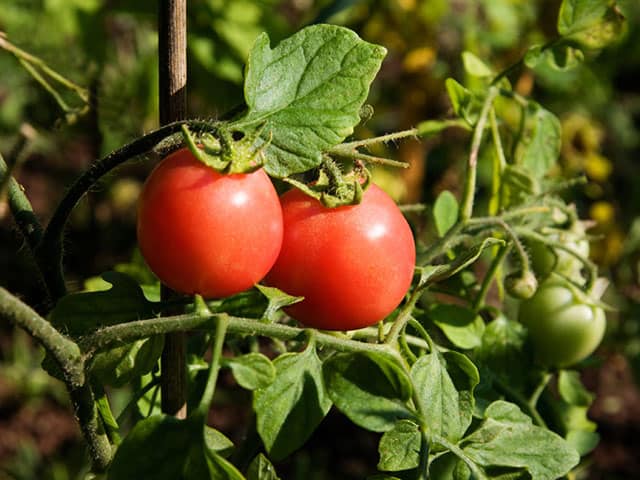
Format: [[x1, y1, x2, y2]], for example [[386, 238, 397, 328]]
[[518, 279, 605, 368]]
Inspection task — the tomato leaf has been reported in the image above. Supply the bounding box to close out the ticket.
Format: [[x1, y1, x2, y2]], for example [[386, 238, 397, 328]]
[[253, 345, 331, 460], [90, 335, 164, 387], [108, 415, 245, 480], [462, 51, 494, 78], [247, 453, 281, 480], [410, 351, 479, 443], [558, 370, 594, 406], [433, 190, 459, 237], [377, 419, 421, 471], [428, 304, 485, 349], [255, 284, 303, 322], [445, 78, 482, 126], [516, 103, 561, 179], [474, 315, 530, 391], [50, 271, 155, 336], [461, 401, 580, 480], [323, 351, 415, 432], [237, 24, 386, 178], [557, 0, 625, 49], [224, 353, 276, 390]]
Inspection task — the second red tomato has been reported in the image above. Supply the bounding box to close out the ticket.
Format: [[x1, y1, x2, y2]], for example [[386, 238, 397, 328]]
[[266, 184, 416, 330]]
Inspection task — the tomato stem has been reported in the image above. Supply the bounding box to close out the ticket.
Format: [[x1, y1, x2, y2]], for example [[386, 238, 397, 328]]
[[194, 314, 229, 420]]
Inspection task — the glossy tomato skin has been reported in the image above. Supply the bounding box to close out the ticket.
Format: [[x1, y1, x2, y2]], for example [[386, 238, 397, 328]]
[[137, 148, 283, 298], [518, 279, 605, 368], [266, 184, 416, 330]]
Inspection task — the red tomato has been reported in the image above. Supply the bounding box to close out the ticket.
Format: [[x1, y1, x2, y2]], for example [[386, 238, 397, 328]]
[[266, 184, 416, 330], [137, 148, 283, 298]]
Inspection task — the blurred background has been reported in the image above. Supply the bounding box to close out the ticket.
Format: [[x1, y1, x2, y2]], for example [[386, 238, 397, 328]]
[[0, 0, 639, 478]]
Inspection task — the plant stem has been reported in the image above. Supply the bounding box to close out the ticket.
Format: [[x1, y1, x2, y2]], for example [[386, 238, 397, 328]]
[[0, 287, 112, 470], [460, 87, 499, 221], [194, 314, 229, 420], [0, 33, 89, 102], [472, 245, 510, 312], [467, 217, 530, 273], [417, 221, 465, 266], [0, 287, 83, 386], [529, 372, 552, 410], [0, 153, 43, 252], [329, 128, 419, 151], [432, 434, 487, 480], [79, 312, 424, 360], [488, 108, 506, 216], [37, 120, 208, 302], [384, 287, 424, 346], [331, 150, 409, 168]]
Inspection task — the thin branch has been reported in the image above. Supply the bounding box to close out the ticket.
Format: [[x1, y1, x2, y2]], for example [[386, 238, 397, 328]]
[[0, 287, 112, 470], [36, 120, 213, 301]]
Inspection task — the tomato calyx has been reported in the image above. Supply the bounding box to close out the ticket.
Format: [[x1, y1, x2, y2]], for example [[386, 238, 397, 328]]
[[181, 123, 268, 174], [284, 157, 371, 207]]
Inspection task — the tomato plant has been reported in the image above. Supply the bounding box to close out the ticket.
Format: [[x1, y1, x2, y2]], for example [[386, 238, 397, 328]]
[[137, 147, 283, 298], [0, 2, 629, 478], [518, 278, 606, 367], [266, 183, 415, 330]]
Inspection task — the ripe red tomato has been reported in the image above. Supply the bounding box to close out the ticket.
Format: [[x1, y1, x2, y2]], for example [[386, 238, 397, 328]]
[[266, 184, 416, 330], [137, 148, 283, 298]]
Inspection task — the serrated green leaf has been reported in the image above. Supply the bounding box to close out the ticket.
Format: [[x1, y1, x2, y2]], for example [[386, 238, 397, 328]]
[[475, 315, 530, 390], [433, 191, 459, 237], [410, 352, 477, 442], [462, 401, 580, 480], [247, 453, 281, 480], [462, 51, 494, 77], [517, 104, 561, 179], [91, 335, 164, 387], [253, 346, 331, 460], [378, 420, 421, 471], [324, 351, 415, 432], [429, 304, 485, 349], [558, 0, 625, 49], [238, 25, 386, 177], [50, 271, 155, 337], [108, 415, 244, 480], [225, 353, 276, 390]]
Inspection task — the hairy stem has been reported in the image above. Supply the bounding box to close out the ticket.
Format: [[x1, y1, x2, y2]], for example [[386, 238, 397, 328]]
[[0, 287, 112, 470], [472, 245, 510, 312], [460, 87, 499, 221], [36, 120, 215, 302], [194, 314, 229, 420], [78, 312, 426, 360]]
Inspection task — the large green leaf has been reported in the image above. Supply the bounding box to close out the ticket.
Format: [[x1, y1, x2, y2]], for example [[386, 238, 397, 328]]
[[462, 401, 580, 480], [324, 351, 415, 433], [429, 304, 485, 349], [224, 353, 276, 391], [377, 420, 421, 471], [410, 352, 478, 442], [107, 415, 245, 480], [517, 103, 561, 179], [253, 345, 331, 460], [238, 24, 386, 177]]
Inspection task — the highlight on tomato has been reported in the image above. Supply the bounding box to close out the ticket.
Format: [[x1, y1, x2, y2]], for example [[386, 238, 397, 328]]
[[136, 147, 283, 298], [266, 183, 416, 331]]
